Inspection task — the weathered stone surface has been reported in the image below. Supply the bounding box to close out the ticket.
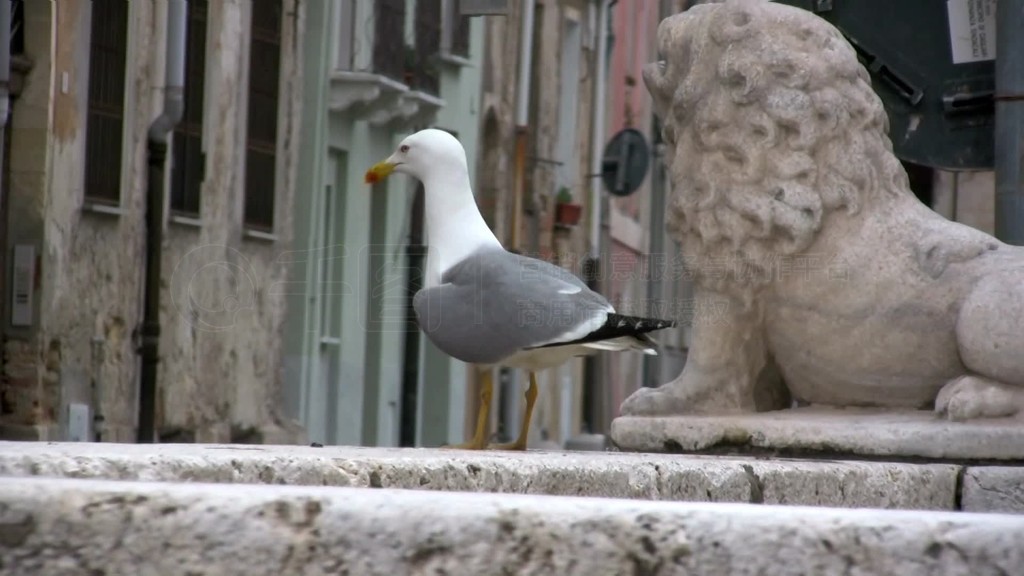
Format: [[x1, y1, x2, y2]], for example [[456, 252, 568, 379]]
[[962, 467, 1024, 513], [0, 441, 958, 510], [2, 0, 305, 445], [611, 408, 1024, 461], [1, 477, 1022, 575], [621, 0, 1024, 424]]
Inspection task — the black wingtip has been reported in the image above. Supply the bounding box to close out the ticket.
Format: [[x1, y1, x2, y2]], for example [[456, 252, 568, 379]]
[[530, 313, 677, 350]]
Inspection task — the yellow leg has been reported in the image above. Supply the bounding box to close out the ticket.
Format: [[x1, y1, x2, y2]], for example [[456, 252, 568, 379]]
[[442, 368, 493, 450], [489, 372, 539, 451]]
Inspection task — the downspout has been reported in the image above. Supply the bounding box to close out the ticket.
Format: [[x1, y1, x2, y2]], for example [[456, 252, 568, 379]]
[[642, 0, 673, 389], [642, 128, 665, 388], [588, 0, 614, 262], [138, 0, 188, 443], [510, 0, 535, 252], [0, 0, 10, 219], [581, 0, 616, 434], [994, 0, 1024, 245]]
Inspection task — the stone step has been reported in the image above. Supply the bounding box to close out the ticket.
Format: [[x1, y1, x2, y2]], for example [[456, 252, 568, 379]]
[[3, 441, 1019, 512], [1, 476, 1022, 575]]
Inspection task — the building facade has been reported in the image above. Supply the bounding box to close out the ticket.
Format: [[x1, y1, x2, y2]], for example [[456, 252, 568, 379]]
[[471, 0, 593, 449], [597, 0, 692, 431], [284, 0, 486, 448], [0, 0, 305, 443], [471, 0, 697, 444]]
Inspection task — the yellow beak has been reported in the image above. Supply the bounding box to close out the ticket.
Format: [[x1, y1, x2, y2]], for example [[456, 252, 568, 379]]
[[364, 160, 396, 184]]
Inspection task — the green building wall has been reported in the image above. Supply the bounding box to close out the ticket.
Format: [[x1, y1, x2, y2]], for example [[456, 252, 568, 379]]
[[285, 0, 485, 448]]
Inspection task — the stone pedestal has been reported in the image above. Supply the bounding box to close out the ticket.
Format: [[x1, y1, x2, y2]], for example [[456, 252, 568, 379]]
[[610, 408, 1024, 462]]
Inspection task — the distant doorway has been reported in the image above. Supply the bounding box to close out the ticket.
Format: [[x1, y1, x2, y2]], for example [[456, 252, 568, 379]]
[[399, 184, 425, 447]]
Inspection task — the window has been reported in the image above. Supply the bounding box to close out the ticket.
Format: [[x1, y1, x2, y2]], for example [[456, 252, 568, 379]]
[[373, 0, 406, 81], [413, 0, 441, 94], [335, 0, 356, 70], [442, 0, 470, 58], [243, 0, 283, 231], [83, 0, 129, 205], [170, 0, 208, 216]]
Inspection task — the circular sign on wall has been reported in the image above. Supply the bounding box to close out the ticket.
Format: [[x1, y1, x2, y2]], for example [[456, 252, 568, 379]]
[[601, 128, 651, 197]]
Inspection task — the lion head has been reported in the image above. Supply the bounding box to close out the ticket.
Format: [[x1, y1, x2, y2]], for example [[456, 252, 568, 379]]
[[645, 0, 910, 301]]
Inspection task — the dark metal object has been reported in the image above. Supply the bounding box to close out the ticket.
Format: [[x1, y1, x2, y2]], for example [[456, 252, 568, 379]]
[[777, 0, 996, 170], [139, 141, 166, 444], [139, 0, 188, 443], [994, 0, 1024, 245]]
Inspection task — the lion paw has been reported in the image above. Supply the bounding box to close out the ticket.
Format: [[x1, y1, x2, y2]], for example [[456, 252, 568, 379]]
[[935, 375, 1024, 421], [620, 386, 697, 417]]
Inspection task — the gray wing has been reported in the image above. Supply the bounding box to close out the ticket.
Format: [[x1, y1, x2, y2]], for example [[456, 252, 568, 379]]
[[412, 248, 613, 364]]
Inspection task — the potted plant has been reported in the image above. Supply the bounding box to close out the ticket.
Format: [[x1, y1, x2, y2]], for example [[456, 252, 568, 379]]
[[554, 186, 582, 227]]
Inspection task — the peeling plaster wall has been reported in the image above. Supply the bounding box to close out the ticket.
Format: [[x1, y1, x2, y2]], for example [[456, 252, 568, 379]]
[[0, 0, 305, 444], [2, 1, 55, 437], [42, 0, 152, 444]]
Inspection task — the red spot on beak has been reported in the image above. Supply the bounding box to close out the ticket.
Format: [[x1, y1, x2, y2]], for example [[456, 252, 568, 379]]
[[365, 170, 379, 184]]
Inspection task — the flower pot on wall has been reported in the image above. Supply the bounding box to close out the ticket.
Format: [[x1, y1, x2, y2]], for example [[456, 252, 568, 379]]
[[555, 202, 583, 227]]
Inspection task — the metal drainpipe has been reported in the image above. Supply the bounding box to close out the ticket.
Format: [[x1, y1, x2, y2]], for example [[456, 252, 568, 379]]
[[581, 0, 616, 434], [642, 0, 674, 390], [0, 0, 11, 220], [138, 0, 188, 443], [994, 0, 1024, 245], [588, 0, 614, 264], [642, 133, 665, 389], [510, 0, 536, 253]]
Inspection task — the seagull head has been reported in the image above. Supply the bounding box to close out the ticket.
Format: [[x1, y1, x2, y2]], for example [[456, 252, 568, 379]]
[[364, 128, 468, 185]]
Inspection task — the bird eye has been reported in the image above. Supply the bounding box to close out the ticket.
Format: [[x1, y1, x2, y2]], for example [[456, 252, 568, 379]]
[[400, 145, 409, 153]]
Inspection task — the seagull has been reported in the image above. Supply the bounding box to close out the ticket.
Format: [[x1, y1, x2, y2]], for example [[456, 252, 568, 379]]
[[365, 128, 676, 450]]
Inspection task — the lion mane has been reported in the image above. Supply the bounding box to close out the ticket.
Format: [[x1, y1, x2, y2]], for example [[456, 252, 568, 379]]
[[645, 0, 910, 302]]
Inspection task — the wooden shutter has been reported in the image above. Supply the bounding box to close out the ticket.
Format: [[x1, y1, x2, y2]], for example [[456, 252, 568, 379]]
[[242, 0, 283, 232], [170, 0, 207, 217], [84, 0, 129, 204]]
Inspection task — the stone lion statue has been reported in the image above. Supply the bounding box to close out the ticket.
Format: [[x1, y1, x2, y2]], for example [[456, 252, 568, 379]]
[[620, 0, 1024, 421]]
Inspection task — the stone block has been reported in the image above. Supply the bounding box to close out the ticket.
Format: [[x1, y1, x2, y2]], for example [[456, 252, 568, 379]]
[[1, 477, 1022, 575], [962, 467, 1024, 514], [0, 442, 959, 511], [610, 408, 1024, 461]]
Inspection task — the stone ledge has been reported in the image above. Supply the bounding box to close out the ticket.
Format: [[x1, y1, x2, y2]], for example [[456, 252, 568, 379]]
[[2, 477, 1022, 575], [962, 467, 1024, 514], [0, 441, 958, 511], [610, 408, 1024, 461]]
